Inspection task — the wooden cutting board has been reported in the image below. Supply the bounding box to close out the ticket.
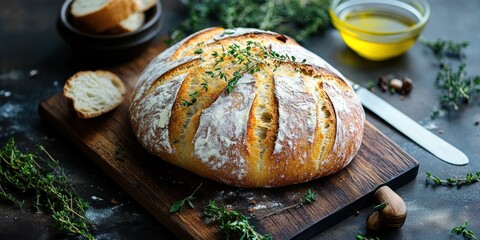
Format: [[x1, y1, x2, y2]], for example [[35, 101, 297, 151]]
[[39, 41, 418, 239]]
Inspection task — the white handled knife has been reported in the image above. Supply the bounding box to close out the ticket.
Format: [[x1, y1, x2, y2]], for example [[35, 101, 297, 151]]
[[346, 79, 469, 165]]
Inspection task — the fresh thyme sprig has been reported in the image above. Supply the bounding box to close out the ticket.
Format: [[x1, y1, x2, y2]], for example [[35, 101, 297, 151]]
[[430, 109, 441, 119], [421, 38, 480, 111], [356, 233, 380, 240], [169, 183, 203, 213], [452, 222, 478, 240], [223, 41, 264, 93], [204, 200, 272, 240], [425, 171, 480, 187], [168, 0, 330, 44], [258, 189, 317, 219], [0, 185, 24, 207], [420, 38, 469, 61], [183, 40, 305, 107], [211, 40, 303, 93], [435, 63, 480, 110], [0, 138, 93, 239], [366, 80, 376, 91]]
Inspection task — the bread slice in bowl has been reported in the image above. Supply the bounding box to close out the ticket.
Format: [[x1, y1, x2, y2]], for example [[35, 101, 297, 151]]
[[106, 11, 145, 34], [71, 0, 138, 33]]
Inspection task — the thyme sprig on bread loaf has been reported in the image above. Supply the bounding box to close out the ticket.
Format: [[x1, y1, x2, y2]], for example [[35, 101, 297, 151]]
[[129, 28, 365, 187], [183, 40, 306, 106]]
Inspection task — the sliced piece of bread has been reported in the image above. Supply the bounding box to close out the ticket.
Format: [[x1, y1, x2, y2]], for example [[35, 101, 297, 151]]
[[64, 70, 126, 119], [106, 12, 145, 34], [71, 0, 138, 33], [134, 0, 157, 11]]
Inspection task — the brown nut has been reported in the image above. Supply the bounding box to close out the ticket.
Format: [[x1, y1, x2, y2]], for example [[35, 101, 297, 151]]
[[374, 186, 407, 228], [402, 77, 413, 94], [366, 210, 383, 231], [389, 78, 403, 92], [378, 75, 388, 92]]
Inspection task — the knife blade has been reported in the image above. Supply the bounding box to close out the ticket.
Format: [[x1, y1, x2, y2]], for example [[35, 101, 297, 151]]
[[346, 79, 469, 165]]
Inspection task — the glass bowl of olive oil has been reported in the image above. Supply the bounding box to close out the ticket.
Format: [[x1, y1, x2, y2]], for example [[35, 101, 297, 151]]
[[329, 0, 430, 61]]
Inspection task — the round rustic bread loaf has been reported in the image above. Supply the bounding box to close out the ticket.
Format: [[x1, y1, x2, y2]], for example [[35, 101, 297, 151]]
[[129, 27, 365, 187]]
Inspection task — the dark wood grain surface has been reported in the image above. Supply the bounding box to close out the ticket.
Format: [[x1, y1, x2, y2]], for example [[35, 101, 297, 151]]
[[1, 0, 479, 239], [39, 39, 418, 239]]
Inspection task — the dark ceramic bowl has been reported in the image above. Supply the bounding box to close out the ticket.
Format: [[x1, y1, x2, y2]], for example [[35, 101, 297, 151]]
[[57, 0, 163, 61]]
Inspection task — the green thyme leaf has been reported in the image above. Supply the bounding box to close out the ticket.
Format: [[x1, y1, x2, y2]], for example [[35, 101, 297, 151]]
[[169, 183, 203, 213], [356, 233, 380, 240], [181, 90, 201, 107], [301, 189, 317, 204], [366, 80, 376, 90], [430, 109, 440, 120], [373, 202, 389, 211], [451, 222, 478, 240]]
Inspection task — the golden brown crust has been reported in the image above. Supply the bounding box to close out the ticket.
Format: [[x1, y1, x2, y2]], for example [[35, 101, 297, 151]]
[[129, 27, 365, 187], [72, 0, 139, 33], [169, 27, 225, 61]]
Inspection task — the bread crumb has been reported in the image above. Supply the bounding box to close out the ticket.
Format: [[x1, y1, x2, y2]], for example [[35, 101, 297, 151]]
[[29, 69, 39, 78], [63, 70, 126, 119]]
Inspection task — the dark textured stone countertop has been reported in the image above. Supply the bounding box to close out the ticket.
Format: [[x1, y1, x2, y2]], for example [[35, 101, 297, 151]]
[[1, 0, 479, 239]]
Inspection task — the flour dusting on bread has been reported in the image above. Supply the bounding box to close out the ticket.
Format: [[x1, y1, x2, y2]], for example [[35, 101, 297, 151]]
[[193, 74, 256, 180], [135, 74, 188, 154], [272, 74, 316, 157]]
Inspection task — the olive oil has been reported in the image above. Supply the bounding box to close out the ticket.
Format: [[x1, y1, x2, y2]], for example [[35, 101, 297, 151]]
[[330, 0, 428, 60], [345, 11, 416, 32]]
